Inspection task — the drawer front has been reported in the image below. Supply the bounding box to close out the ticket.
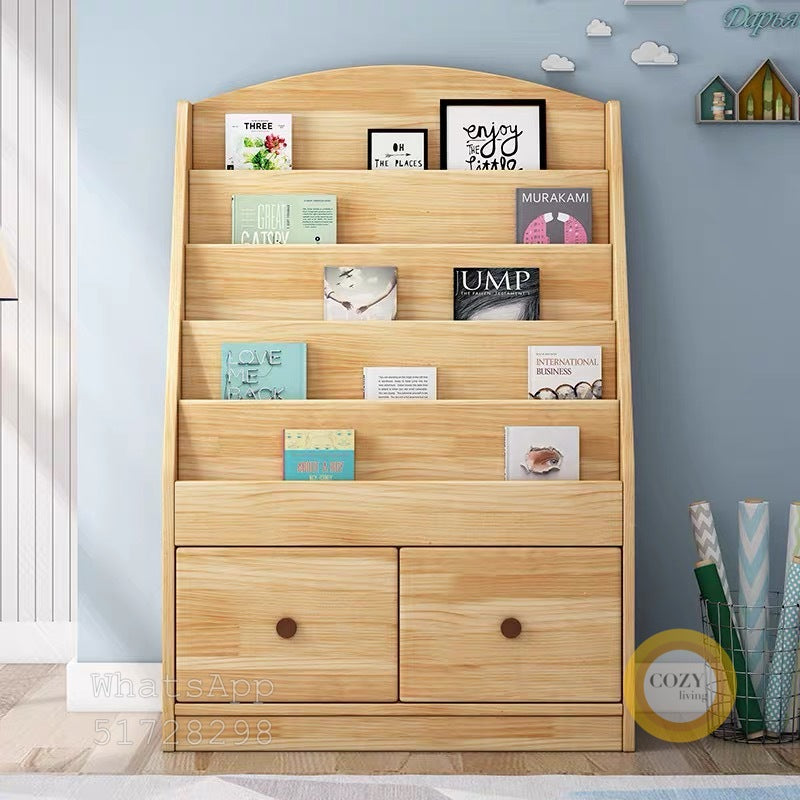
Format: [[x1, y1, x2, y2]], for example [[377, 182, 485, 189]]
[[176, 547, 398, 702], [400, 547, 621, 702]]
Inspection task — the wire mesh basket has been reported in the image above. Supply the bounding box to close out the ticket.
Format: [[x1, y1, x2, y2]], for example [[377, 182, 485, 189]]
[[700, 590, 800, 743]]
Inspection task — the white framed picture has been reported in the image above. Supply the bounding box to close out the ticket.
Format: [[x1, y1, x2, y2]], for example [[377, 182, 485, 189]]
[[440, 99, 547, 171], [367, 128, 428, 170]]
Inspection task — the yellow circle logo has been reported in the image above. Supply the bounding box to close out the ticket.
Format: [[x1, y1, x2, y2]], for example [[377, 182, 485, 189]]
[[624, 628, 736, 742]]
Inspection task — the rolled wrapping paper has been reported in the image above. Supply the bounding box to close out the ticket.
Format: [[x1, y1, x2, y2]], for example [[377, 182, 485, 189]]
[[765, 556, 800, 734], [739, 498, 770, 697], [695, 559, 765, 738], [689, 501, 734, 608], [785, 502, 800, 733], [785, 503, 800, 583]]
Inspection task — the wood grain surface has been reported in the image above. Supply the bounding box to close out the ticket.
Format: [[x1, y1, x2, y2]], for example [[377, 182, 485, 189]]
[[176, 547, 398, 703], [174, 480, 623, 547], [177, 399, 620, 481], [400, 547, 621, 702], [184, 244, 613, 321], [191, 65, 606, 171], [189, 170, 609, 244], [182, 320, 617, 400]]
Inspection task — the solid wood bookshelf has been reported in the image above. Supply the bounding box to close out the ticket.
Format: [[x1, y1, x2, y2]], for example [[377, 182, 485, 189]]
[[162, 65, 635, 753]]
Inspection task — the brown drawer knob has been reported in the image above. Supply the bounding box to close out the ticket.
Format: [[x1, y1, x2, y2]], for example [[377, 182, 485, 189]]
[[501, 617, 522, 639], [276, 617, 298, 639]]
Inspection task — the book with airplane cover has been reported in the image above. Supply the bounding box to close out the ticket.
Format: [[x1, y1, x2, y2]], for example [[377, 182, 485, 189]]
[[516, 188, 592, 244], [528, 346, 602, 400], [283, 429, 355, 480], [504, 426, 580, 481], [232, 194, 336, 244], [221, 342, 306, 400], [324, 266, 398, 320], [225, 114, 292, 170], [453, 267, 540, 320]]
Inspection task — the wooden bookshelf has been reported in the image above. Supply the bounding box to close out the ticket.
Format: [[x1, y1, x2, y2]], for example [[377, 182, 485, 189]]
[[163, 65, 635, 752]]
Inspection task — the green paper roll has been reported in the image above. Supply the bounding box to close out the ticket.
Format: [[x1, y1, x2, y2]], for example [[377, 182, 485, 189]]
[[695, 559, 765, 738]]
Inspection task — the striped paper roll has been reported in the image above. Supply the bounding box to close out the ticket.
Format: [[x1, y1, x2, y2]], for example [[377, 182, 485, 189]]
[[690, 501, 734, 608], [739, 499, 770, 698], [765, 556, 800, 733]]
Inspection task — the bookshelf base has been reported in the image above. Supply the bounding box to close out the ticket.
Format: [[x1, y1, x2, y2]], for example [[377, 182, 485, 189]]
[[172, 706, 623, 751]]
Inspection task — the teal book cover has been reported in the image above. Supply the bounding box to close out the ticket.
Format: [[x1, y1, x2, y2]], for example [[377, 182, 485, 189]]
[[283, 429, 355, 481], [221, 342, 307, 400], [231, 194, 336, 244]]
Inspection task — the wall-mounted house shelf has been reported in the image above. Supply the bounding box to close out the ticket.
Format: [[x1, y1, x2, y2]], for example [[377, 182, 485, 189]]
[[697, 59, 799, 123], [163, 65, 635, 753]]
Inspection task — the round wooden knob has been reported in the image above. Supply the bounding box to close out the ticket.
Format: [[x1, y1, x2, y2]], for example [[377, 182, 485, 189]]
[[501, 617, 522, 639], [276, 617, 297, 639]]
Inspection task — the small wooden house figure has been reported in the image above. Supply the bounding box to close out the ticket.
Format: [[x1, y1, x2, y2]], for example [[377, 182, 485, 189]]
[[737, 59, 798, 123], [697, 75, 737, 123]]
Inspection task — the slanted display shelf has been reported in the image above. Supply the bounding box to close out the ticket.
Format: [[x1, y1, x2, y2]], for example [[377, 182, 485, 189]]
[[162, 65, 635, 754]]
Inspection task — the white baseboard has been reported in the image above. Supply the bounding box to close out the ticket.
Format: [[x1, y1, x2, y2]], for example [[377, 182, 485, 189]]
[[0, 621, 74, 662], [66, 660, 162, 712]]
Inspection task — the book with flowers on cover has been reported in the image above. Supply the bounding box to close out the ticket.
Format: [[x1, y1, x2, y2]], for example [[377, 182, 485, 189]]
[[225, 114, 292, 170]]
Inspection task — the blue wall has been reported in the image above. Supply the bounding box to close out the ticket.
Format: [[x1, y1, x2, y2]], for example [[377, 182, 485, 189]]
[[77, 0, 800, 661]]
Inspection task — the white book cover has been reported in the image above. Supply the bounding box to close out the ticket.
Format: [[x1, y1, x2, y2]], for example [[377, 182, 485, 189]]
[[225, 114, 292, 170], [504, 426, 580, 481], [528, 346, 602, 400], [363, 367, 437, 399], [324, 267, 397, 320]]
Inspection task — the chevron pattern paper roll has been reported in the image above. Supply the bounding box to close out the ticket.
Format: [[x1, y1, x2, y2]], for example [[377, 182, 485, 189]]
[[690, 501, 733, 608], [765, 556, 800, 733], [739, 499, 770, 698]]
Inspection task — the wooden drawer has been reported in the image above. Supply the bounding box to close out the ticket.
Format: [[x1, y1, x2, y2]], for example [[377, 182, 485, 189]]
[[399, 547, 621, 702], [176, 547, 398, 702]]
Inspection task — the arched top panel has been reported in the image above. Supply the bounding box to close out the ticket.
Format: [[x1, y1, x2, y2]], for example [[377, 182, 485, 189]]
[[191, 65, 607, 170]]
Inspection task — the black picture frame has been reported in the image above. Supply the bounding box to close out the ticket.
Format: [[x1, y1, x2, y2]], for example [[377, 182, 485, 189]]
[[367, 128, 429, 170], [439, 99, 547, 171]]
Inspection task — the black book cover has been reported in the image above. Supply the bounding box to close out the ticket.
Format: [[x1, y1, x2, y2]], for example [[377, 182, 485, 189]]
[[453, 267, 540, 320]]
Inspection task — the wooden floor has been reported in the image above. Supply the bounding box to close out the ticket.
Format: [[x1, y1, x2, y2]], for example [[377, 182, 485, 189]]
[[0, 665, 798, 775]]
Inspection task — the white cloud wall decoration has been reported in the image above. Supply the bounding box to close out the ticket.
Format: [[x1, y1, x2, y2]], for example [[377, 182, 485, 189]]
[[586, 19, 613, 37], [631, 41, 679, 66], [541, 54, 576, 72]]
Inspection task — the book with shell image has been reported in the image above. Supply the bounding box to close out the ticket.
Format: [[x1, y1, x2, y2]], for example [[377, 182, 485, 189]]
[[324, 267, 398, 320], [528, 346, 602, 400], [504, 426, 580, 481], [283, 429, 355, 481]]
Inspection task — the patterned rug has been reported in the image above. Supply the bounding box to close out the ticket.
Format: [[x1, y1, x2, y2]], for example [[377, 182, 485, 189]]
[[1, 775, 800, 799]]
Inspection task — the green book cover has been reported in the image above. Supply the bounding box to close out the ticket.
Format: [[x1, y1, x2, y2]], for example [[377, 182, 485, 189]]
[[284, 429, 355, 480], [221, 342, 307, 400], [231, 194, 336, 245]]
